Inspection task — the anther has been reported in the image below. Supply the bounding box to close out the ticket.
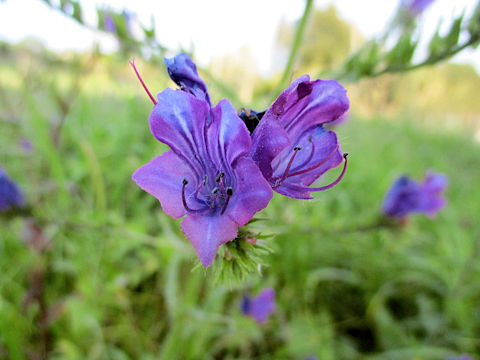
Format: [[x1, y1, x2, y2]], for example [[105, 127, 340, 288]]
[[182, 178, 207, 213], [129, 58, 157, 106], [215, 172, 225, 182], [221, 187, 233, 215]]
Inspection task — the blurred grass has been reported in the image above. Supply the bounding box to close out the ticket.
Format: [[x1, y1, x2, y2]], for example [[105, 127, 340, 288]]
[[1, 45, 480, 359]]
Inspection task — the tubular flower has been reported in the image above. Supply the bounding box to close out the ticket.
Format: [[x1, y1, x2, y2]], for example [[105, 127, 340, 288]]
[[382, 172, 448, 220], [240, 287, 276, 323], [249, 75, 350, 199], [131, 55, 272, 268], [0, 167, 24, 212]]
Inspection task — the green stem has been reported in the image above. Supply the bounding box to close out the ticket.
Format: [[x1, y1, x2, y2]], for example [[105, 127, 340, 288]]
[[369, 34, 480, 78], [273, 0, 314, 98]]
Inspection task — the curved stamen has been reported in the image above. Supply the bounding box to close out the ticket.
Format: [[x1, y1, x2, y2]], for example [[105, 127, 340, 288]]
[[286, 144, 340, 178], [220, 187, 233, 215], [290, 136, 315, 174], [194, 175, 207, 200], [273, 147, 301, 188], [182, 179, 209, 213], [129, 58, 157, 105], [216, 172, 227, 197], [305, 153, 348, 192]]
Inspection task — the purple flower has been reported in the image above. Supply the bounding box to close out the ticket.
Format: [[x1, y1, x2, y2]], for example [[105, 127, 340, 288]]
[[0, 167, 24, 212], [446, 356, 474, 360], [249, 75, 350, 199], [131, 55, 272, 268], [104, 13, 116, 33], [382, 171, 448, 220], [403, 0, 435, 15], [21, 138, 33, 153], [240, 287, 276, 323], [164, 53, 211, 106]]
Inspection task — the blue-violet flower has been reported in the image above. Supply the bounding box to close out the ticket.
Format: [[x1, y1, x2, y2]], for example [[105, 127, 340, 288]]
[[249, 75, 350, 199], [131, 56, 272, 267], [403, 0, 435, 15], [240, 287, 276, 323], [382, 171, 447, 220], [0, 167, 24, 212]]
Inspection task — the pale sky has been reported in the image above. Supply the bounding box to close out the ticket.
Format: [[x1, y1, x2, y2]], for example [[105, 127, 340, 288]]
[[0, 0, 478, 74]]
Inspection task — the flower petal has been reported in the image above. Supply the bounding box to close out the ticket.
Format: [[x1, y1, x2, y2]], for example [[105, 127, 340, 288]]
[[132, 151, 195, 219], [207, 99, 252, 166], [181, 213, 238, 267], [382, 176, 420, 219], [249, 288, 276, 323], [149, 88, 209, 176], [0, 167, 24, 211], [263, 78, 349, 142], [164, 53, 211, 105], [249, 120, 290, 180], [225, 157, 273, 226]]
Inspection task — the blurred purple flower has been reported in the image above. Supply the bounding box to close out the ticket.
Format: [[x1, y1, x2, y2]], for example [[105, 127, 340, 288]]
[[131, 54, 272, 268], [240, 287, 276, 323], [249, 76, 350, 199], [446, 356, 474, 360], [0, 167, 24, 212], [403, 0, 435, 15], [382, 171, 447, 220], [21, 138, 33, 153], [164, 53, 211, 106], [104, 13, 116, 33]]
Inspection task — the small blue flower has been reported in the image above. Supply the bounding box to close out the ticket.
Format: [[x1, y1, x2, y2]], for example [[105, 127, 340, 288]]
[[382, 171, 447, 220], [104, 13, 116, 33], [240, 287, 276, 323], [0, 167, 24, 212]]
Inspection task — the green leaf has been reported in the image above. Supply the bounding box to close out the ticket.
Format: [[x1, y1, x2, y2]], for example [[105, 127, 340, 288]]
[[445, 13, 465, 50]]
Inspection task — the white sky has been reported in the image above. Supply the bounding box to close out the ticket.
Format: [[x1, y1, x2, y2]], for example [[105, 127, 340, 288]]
[[0, 0, 478, 74]]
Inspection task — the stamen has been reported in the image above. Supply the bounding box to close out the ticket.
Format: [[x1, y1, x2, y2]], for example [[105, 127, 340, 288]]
[[182, 179, 208, 213], [273, 147, 301, 188], [194, 175, 207, 199], [215, 172, 225, 182], [306, 153, 348, 192], [129, 58, 157, 105], [220, 187, 233, 215], [286, 144, 340, 178]]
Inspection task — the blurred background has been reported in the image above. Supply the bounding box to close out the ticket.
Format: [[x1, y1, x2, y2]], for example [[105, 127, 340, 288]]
[[1, 0, 480, 359]]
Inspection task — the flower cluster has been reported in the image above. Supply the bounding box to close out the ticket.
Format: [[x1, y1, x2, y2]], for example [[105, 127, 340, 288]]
[[382, 171, 447, 221], [131, 53, 349, 267]]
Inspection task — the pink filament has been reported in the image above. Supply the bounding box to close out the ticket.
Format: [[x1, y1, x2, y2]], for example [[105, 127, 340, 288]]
[[129, 58, 157, 105]]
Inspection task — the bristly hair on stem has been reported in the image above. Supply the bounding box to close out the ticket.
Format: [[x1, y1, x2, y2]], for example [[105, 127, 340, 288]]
[[129, 58, 157, 105]]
